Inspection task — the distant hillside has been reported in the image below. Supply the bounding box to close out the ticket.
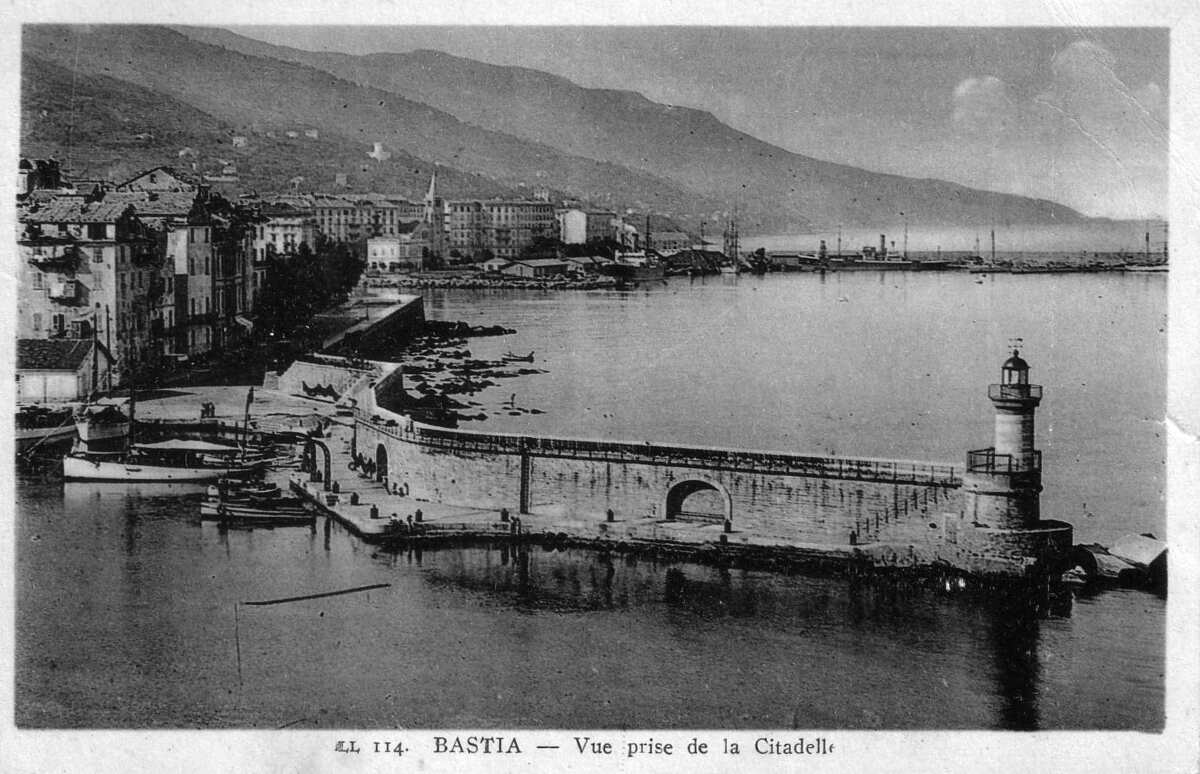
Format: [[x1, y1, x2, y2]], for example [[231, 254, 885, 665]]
[[176, 26, 1091, 232], [21, 55, 507, 198], [24, 25, 725, 220]]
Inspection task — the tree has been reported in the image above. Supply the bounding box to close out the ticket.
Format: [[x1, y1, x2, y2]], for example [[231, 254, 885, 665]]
[[519, 235, 564, 261]]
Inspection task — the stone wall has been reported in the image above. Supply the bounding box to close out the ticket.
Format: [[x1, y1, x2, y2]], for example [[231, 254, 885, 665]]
[[351, 380, 1072, 576], [329, 295, 425, 355], [277, 358, 377, 403], [359, 417, 960, 547]]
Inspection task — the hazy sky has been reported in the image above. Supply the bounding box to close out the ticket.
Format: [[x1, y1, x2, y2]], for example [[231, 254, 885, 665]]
[[232, 26, 1168, 220]]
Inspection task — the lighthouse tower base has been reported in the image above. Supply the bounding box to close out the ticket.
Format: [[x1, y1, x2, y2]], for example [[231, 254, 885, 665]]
[[942, 517, 1074, 579]]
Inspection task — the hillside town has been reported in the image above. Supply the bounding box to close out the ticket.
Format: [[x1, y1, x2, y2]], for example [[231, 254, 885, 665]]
[[16, 158, 716, 398]]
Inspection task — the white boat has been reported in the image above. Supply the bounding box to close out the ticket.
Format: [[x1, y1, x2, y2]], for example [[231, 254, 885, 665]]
[[75, 403, 131, 450], [63, 439, 264, 482]]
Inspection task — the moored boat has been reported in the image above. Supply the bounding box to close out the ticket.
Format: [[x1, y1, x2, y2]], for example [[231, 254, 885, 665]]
[[200, 492, 313, 524], [200, 498, 311, 520], [75, 403, 131, 451], [63, 439, 265, 482], [17, 405, 78, 453]]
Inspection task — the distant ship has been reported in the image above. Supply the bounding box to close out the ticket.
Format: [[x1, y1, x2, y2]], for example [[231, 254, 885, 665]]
[[602, 251, 665, 284], [825, 234, 911, 271]]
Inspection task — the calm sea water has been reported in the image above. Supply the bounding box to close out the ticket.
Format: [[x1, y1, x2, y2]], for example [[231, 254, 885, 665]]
[[16, 271, 1165, 729]]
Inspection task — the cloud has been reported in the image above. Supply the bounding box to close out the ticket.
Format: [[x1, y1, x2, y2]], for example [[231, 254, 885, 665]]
[[951, 76, 1012, 134], [940, 40, 1166, 218], [1035, 40, 1166, 139]]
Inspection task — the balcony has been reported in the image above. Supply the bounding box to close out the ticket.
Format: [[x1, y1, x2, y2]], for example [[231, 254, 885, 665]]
[[48, 280, 86, 305], [29, 248, 81, 270], [988, 383, 1042, 401], [967, 447, 1041, 473]]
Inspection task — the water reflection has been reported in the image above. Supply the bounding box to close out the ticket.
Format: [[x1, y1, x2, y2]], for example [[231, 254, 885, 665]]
[[990, 599, 1042, 730], [381, 541, 1078, 727]]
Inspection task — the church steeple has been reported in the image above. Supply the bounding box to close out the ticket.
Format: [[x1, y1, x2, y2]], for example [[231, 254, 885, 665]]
[[423, 167, 446, 258], [424, 168, 438, 213]]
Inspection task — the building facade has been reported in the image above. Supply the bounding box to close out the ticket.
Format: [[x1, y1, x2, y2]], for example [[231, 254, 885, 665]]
[[18, 198, 161, 382], [650, 231, 692, 255], [557, 208, 616, 244], [365, 222, 429, 273], [17, 339, 113, 402], [251, 200, 319, 261], [446, 199, 556, 260]]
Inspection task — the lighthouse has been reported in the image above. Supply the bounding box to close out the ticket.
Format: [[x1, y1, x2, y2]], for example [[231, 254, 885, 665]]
[[962, 349, 1044, 530]]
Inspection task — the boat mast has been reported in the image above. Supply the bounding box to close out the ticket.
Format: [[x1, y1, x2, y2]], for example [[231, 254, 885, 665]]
[[242, 386, 255, 460], [91, 304, 100, 401], [125, 361, 136, 454]]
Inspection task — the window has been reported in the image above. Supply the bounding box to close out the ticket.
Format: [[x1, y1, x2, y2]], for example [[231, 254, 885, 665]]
[[32, 313, 41, 331], [52, 314, 65, 333], [93, 247, 103, 263], [87, 223, 107, 240], [32, 273, 43, 289]]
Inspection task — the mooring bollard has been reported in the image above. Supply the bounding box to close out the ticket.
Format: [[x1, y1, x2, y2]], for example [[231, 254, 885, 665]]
[[723, 519, 732, 534], [350, 492, 360, 505], [415, 509, 423, 523], [500, 508, 510, 522], [606, 508, 614, 523], [370, 504, 379, 519], [720, 533, 728, 545], [331, 481, 340, 494]]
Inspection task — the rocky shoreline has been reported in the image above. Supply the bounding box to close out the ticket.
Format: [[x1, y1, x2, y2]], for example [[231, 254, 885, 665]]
[[386, 317, 549, 426]]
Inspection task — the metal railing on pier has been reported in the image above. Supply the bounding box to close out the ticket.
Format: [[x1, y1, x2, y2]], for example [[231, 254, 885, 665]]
[[363, 414, 962, 487]]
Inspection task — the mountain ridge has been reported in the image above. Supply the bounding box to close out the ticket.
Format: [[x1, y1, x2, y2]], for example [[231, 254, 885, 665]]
[[24, 25, 728, 220], [173, 26, 1092, 232], [24, 24, 1095, 233]]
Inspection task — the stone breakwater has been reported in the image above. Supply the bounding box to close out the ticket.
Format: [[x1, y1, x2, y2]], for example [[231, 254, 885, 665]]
[[336, 362, 1071, 582]]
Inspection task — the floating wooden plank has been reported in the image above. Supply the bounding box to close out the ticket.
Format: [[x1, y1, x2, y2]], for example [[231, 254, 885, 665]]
[[242, 583, 391, 606]]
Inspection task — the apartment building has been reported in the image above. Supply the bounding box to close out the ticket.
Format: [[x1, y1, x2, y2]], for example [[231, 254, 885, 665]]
[[18, 198, 160, 382]]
